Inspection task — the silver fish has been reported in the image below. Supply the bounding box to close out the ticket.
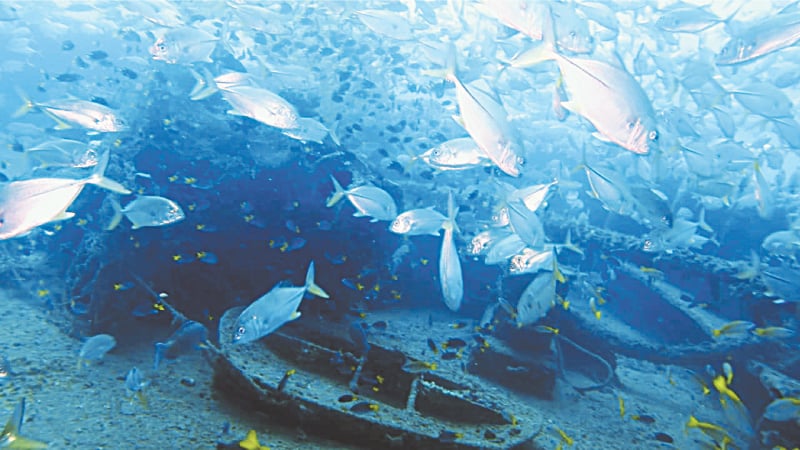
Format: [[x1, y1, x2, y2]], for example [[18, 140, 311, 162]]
[[439, 192, 462, 312], [24, 139, 101, 173], [107, 195, 185, 230], [731, 82, 793, 119], [0, 152, 130, 240], [442, 50, 522, 177], [327, 175, 397, 222], [515, 14, 658, 155], [233, 261, 329, 344], [217, 79, 300, 130], [716, 13, 800, 65], [656, 5, 735, 33], [419, 137, 491, 171], [150, 26, 218, 64], [389, 207, 446, 236], [15, 96, 127, 132]]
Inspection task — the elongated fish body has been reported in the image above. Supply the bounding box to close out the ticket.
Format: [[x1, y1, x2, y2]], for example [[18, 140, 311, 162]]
[[16, 97, 127, 132], [556, 55, 658, 155], [506, 200, 545, 248], [716, 13, 800, 65], [150, 27, 219, 64], [25, 139, 100, 172], [484, 233, 526, 265], [420, 137, 491, 171], [448, 73, 522, 177], [233, 262, 329, 344], [439, 192, 462, 311], [656, 7, 730, 33], [510, 248, 554, 275], [0, 176, 128, 240], [43, 100, 127, 132], [218, 83, 299, 130], [0, 178, 86, 240], [584, 163, 630, 214], [327, 175, 397, 222], [390, 207, 447, 236]]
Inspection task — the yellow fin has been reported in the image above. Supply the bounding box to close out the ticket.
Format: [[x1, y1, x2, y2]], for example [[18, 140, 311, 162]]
[[239, 429, 269, 450]]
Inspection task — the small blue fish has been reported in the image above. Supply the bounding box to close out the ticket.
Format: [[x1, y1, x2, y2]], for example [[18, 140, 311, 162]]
[[107, 195, 185, 230], [131, 303, 159, 317], [196, 251, 218, 264], [285, 219, 300, 233], [341, 278, 360, 291], [325, 251, 347, 265], [154, 321, 208, 370], [285, 237, 306, 252]]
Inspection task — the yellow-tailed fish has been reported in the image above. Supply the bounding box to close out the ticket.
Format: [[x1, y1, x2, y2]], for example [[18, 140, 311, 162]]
[[712, 320, 755, 338], [753, 326, 795, 339]]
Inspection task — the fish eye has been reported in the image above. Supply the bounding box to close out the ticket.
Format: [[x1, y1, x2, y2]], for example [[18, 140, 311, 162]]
[[648, 130, 658, 141], [237, 326, 245, 335]]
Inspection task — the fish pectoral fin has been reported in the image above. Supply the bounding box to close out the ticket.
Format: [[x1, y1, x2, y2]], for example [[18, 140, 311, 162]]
[[52, 211, 76, 222], [41, 110, 72, 130], [591, 131, 613, 143], [559, 100, 581, 115], [105, 197, 124, 231]]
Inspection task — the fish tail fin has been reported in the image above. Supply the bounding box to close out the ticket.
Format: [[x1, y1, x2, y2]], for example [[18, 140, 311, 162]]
[[541, 4, 557, 54], [105, 197, 125, 231], [2, 399, 47, 449], [735, 250, 760, 280], [560, 229, 584, 257], [304, 261, 329, 298], [188, 67, 219, 101], [443, 42, 458, 83], [153, 342, 166, 371], [326, 175, 345, 207], [85, 151, 132, 195], [420, 43, 459, 82], [697, 208, 713, 234], [443, 190, 459, 234], [12, 88, 35, 118]]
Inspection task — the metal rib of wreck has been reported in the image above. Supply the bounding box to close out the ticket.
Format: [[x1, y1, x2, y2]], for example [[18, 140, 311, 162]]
[[212, 307, 547, 449]]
